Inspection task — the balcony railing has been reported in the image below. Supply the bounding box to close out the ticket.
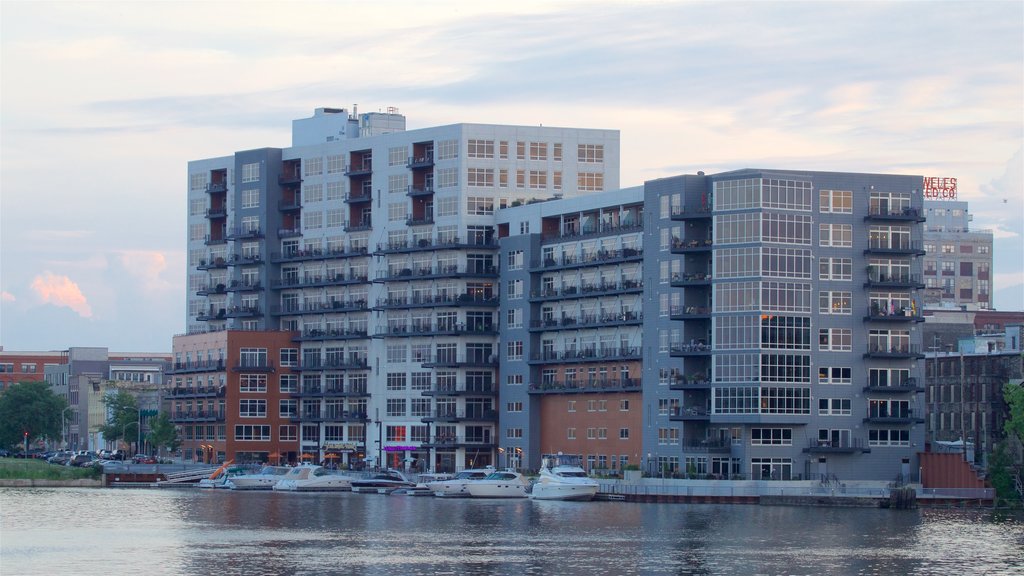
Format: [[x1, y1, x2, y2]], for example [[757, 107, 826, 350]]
[[682, 439, 732, 453], [165, 384, 224, 395], [528, 347, 641, 364], [272, 273, 369, 289], [344, 163, 373, 177], [295, 358, 369, 371], [669, 342, 712, 356], [540, 221, 643, 243], [277, 227, 303, 239], [531, 248, 643, 271], [225, 227, 263, 241], [803, 438, 870, 453], [205, 207, 227, 219], [278, 198, 301, 211], [669, 306, 711, 320], [420, 435, 496, 448], [864, 240, 925, 255], [344, 192, 372, 204], [406, 185, 435, 197], [406, 155, 434, 169], [865, 206, 925, 222], [670, 238, 714, 252], [421, 355, 499, 368], [297, 383, 369, 396], [278, 172, 302, 185], [232, 360, 275, 372], [421, 409, 498, 422], [863, 377, 924, 393], [205, 182, 228, 194], [272, 299, 368, 316], [271, 246, 369, 262], [170, 410, 225, 422], [297, 328, 369, 341], [168, 361, 225, 375], [670, 205, 711, 219], [863, 408, 924, 424], [223, 305, 261, 318], [294, 411, 368, 422], [375, 236, 498, 254], [669, 407, 710, 421], [376, 265, 498, 282], [374, 293, 499, 309], [864, 344, 923, 358], [379, 322, 498, 337], [531, 280, 643, 302], [864, 305, 923, 322], [529, 312, 642, 332], [343, 220, 372, 233], [668, 375, 711, 390], [864, 271, 924, 289], [670, 273, 712, 286], [421, 383, 498, 396]]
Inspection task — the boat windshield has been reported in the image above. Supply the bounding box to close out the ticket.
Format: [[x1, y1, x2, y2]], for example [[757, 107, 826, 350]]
[[557, 470, 588, 478], [483, 472, 517, 481]]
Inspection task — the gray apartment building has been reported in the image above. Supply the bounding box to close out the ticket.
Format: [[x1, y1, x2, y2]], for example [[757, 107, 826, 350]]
[[922, 200, 993, 309], [498, 169, 928, 482], [185, 107, 619, 470]]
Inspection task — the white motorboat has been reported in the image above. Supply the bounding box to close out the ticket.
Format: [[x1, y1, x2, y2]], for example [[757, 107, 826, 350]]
[[197, 462, 240, 489], [466, 470, 530, 499], [227, 466, 291, 490], [426, 467, 495, 497], [350, 469, 415, 494], [272, 464, 354, 492], [530, 455, 599, 501], [392, 473, 453, 496]]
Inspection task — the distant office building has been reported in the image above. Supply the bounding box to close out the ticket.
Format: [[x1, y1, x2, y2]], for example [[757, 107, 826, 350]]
[[185, 107, 619, 471], [0, 349, 65, 391], [922, 200, 993, 309], [500, 169, 928, 482], [44, 348, 170, 450], [924, 325, 1024, 464]]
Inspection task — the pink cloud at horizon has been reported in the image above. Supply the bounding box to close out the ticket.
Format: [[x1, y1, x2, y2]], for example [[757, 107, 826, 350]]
[[30, 272, 93, 318], [1, 291, 15, 302]]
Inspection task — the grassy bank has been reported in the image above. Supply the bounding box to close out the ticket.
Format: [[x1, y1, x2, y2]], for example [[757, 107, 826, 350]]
[[0, 458, 101, 480]]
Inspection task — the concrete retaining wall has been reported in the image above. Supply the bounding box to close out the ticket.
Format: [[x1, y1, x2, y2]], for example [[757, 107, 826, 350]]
[[0, 478, 104, 488]]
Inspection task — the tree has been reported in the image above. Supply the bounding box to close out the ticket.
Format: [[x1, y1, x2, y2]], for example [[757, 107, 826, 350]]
[[0, 382, 67, 450], [99, 390, 139, 452], [146, 412, 180, 457], [1003, 382, 1024, 445]]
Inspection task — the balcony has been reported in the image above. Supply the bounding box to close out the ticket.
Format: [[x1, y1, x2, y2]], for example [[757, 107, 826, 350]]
[[375, 236, 498, 255], [167, 361, 226, 376], [277, 227, 302, 239], [271, 246, 368, 263], [420, 435, 496, 450], [864, 305, 923, 323], [344, 191, 372, 204], [863, 344, 923, 359], [406, 216, 435, 227], [529, 312, 642, 333], [670, 205, 711, 220], [421, 409, 498, 423], [197, 257, 228, 270], [421, 355, 498, 369], [668, 375, 712, 390], [170, 410, 225, 422], [378, 322, 498, 338], [205, 207, 227, 219], [540, 222, 644, 244], [527, 347, 642, 365], [295, 328, 369, 342], [528, 378, 640, 395], [669, 306, 711, 321], [863, 377, 924, 394], [225, 227, 263, 241], [223, 305, 261, 318], [196, 307, 226, 322], [344, 220, 372, 233], [530, 280, 643, 303], [165, 385, 223, 398], [864, 206, 925, 222], [669, 342, 712, 357], [296, 383, 369, 397], [373, 293, 499, 310], [271, 299, 368, 316], [344, 163, 373, 177], [196, 283, 227, 296], [272, 273, 370, 290], [670, 273, 712, 287], [278, 172, 302, 186], [226, 253, 263, 267], [669, 407, 711, 421], [278, 198, 301, 212], [681, 439, 732, 454], [407, 155, 434, 169], [406, 185, 435, 197], [225, 280, 262, 293], [803, 438, 870, 454], [422, 383, 498, 397], [205, 182, 228, 194], [864, 271, 925, 289], [864, 240, 925, 256], [863, 408, 924, 425], [293, 411, 368, 423], [530, 248, 643, 272], [231, 360, 275, 372], [295, 358, 369, 372], [376, 264, 498, 282], [670, 238, 713, 253], [203, 235, 227, 246]]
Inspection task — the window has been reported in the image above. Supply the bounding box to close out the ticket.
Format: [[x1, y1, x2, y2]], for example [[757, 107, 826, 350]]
[[506, 308, 522, 329], [508, 279, 523, 299], [279, 399, 297, 418], [619, 428, 630, 439], [529, 142, 547, 160], [234, 425, 270, 441], [578, 172, 604, 191], [818, 398, 852, 415], [467, 139, 494, 158], [819, 190, 853, 213], [279, 425, 297, 441], [507, 250, 523, 270], [436, 167, 458, 188], [386, 398, 406, 417], [239, 399, 266, 418], [280, 348, 298, 367], [819, 291, 852, 314], [818, 328, 852, 351], [507, 401, 523, 412], [388, 146, 408, 166], [819, 258, 853, 281], [751, 428, 792, 446], [507, 341, 523, 361], [326, 154, 344, 173], [467, 197, 494, 215], [869, 429, 910, 447], [304, 157, 322, 176], [386, 373, 407, 391], [529, 170, 547, 189], [468, 168, 494, 187], [818, 367, 852, 385], [241, 162, 260, 183], [507, 374, 523, 386], [567, 428, 576, 440], [239, 374, 267, 393], [658, 428, 680, 445], [819, 224, 853, 247], [506, 428, 523, 439], [241, 189, 260, 209], [568, 400, 576, 412], [279, 374, 298, 393], [578, 144, 604, 163], [620, 399, 630, 411]]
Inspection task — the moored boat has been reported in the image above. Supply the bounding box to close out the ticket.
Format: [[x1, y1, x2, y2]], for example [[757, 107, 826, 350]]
[[350, 469, 415, 494], [530, 455, 599, 501], [272, 464, 355, 492], [426, 467, 495, 497], [227, 466, 291, 490], [197, 461, 241, 489], [465, 470, 530, 499], [392, 473, 453, 496]]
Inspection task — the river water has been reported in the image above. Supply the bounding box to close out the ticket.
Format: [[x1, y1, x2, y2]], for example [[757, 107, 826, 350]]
[[1, 488, 1022, 575]]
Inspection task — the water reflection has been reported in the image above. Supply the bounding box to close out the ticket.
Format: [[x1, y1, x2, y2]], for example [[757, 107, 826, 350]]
[[2, 488, 1023, 575]]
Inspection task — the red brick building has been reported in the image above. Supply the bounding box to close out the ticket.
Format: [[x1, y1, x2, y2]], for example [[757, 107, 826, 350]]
[[0, 349, 66, 391]]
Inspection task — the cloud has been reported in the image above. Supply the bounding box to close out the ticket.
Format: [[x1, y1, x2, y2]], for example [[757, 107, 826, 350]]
[[30, 272, 93, 318], [117, 251, 175, 294], [1, 291, 14, 302]]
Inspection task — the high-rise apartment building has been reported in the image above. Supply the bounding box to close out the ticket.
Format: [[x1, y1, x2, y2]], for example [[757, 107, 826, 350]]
[[498, 170, 928, 482], [185, 107, 619, 470], [922, 200, 993, 309]]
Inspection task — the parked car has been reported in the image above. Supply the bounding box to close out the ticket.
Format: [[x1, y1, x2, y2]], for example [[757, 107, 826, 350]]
[[132, 454, 157, 464], [48, 451, 73, 465], [67, 452, 97, 467], [108, 450, 126, 461], [0, 449, 10, 458]]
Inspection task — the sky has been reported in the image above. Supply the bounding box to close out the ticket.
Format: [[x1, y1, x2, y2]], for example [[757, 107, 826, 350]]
[[1, 0, 1022, 353]]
